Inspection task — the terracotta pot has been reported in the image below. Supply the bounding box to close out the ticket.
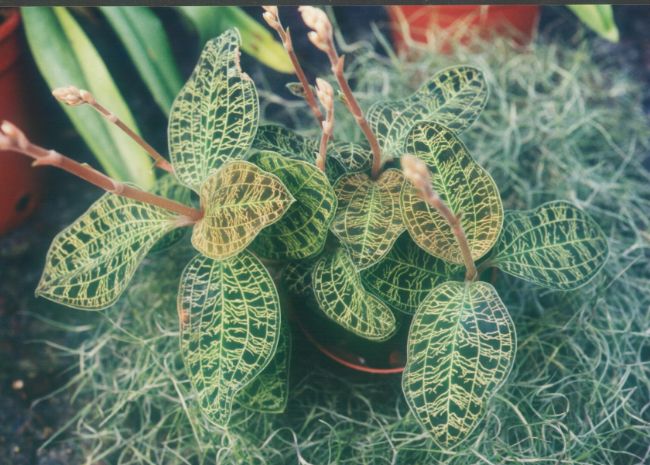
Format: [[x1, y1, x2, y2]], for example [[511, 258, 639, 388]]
[[291, 297, 406, 375], [0, 8, 42, 235], [388, 5, 540, 53]]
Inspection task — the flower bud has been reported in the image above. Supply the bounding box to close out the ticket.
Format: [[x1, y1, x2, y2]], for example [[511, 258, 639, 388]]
[[52, 86, 85, 106]]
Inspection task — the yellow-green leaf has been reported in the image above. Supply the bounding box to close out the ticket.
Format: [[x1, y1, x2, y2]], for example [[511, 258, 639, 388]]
[[402, 281, 515, 449], [368, 66, 487, 159], [237, 322, 291, 413], [401, 122, 503, 264], [361, 234, 463, 315], [192, 161, 294, 260], [169, 29, 259, 191], [249, 151, 337, 260], [37, 194, 177, 310], [312, 248, 397, 341], [331, 169, 405, 269], [491, 201, 609, 290], [179, 252, 281, 427]]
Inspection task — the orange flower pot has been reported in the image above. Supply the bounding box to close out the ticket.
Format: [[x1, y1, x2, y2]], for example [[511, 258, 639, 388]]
[[388, 5, 540, 53], [0, 9, 42, 235]]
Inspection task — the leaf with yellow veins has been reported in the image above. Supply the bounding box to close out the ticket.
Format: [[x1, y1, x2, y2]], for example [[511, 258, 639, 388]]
[[491, 201, 609, 290], [249, 151, 337, 260], [368, 66, 487, 159], [331, 169, 405, 269], [403, 281, 515, 449], [37, 194, 178, 310], [169, 29, 259, 192], [191, 160, 294, 259], [312, 248, 397, 341], [179, 252, 281, 427], [401, 122, 503, 264]]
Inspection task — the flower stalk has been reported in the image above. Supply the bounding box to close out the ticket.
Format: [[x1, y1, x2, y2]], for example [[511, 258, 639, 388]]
[[262, 6, 324, 125], [52, 86, 174, 173], [0, 121, 201, 222], [299, 6, 383, 180], [314, 78, 335, 172], [401, 155, 478, 281]]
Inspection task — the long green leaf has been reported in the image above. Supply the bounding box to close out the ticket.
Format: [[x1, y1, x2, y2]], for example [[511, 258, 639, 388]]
[[100, 7, 183, 114], [249, 151, 337, 260], [37, 194, 177, 310], [21, 7, 154, 188], [192, 161, 294, 260], [237, 322, 291, 413], [169, 29, 259, 191], [403, 281, 515, 449], [177, 6, 293, 73], [312, 248, 397, 341], [401, 122, 503, 264], [331, 169, 405, 269], [567, 5, 619, 43], [179, 252, 281, 427], [361, 234, 463, 315], [491, 201, 609, 290], [368, 66, 487, 159]]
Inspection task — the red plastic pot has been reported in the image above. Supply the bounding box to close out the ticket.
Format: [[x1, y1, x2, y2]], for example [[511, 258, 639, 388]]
[[388, 5, 540, 53], [0, 8, 42, 235]]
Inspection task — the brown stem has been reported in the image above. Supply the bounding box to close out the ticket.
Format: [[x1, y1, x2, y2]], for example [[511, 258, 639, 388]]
[[315, 78, 335, 173], [82, 95, 174, 173], [265, 12, 324, 125], [401, 155, 477, 281], [325, 47, 383, 180], [0, 121, 201, 222], [317, 120, 332, 173]]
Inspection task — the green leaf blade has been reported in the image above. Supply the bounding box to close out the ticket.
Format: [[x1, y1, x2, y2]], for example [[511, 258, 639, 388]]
[[192, 161, 294, 260], [100, 7, 183, 114], [179, 252, 281, 427], [312, 249, 397, 341], [331, 169, 405, 269], [237, 322, 291, 413], [402, 281, 515, 449], [361, 234, 463, 315], [22, 7, 154, 188], [368, 66, 488, 159], [249, 152, 337, 260], [401, 122, 503, 264], [169, 29, 259, 191], [37, 194, 177, 310], [491, 201, 609, 290]]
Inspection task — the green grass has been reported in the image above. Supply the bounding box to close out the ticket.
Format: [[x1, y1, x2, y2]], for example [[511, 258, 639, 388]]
[[39, 28, 650, 464]]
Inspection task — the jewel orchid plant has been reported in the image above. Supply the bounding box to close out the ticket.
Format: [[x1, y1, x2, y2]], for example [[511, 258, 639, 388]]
[[0, 6, 609, 450]]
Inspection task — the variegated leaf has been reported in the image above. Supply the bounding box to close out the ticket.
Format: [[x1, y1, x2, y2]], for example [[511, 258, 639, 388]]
[[401, 122, 503, 264], [282, 259, 318, 299], [237, 322, 291, 413], [251, 124, 370, 182], [249, 151, 337, 260], [169, 29, 259, 191], [491, 201, 608, 290], [368, 66, 487, 159], [403, 281, 515, 449], [37, 194, 177, 310], [361, 234, 463, 315], [192, 161, 294, 259], [331, 169, 405, 269], [151, 174, 194, 252], [312, 248, 397, 341], [179, 252, 281, 427]]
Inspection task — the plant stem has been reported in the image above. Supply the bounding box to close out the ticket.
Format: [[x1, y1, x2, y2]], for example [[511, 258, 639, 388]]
[[0, 121, 201, 222], [315, 78, 335, 173], [263, 8, 324, 125], [401, 155, 477, 281], [325, 46, 383, 180], [53, 86, 174, 173]]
